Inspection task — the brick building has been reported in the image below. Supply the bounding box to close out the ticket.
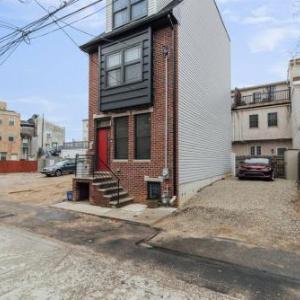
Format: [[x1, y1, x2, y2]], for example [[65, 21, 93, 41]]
[[73, 0, 232, 207], [0, 101, 21, 160]]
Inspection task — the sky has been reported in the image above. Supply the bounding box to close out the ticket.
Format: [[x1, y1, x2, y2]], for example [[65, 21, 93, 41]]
[[0, 0, 300, 141]]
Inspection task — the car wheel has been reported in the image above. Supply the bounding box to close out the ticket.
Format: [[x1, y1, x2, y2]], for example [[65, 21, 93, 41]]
[[55, 170, 62, 177]]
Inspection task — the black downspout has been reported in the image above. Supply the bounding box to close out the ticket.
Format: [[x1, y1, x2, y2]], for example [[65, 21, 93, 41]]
[[168, 14, 177, 197]]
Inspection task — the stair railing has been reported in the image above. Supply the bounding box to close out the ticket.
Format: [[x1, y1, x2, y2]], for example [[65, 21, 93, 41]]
[[97, 158, 120, 206]]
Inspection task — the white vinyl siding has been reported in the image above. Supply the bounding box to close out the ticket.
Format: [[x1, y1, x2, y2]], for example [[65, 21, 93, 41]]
[[173, 0, 232, 186]]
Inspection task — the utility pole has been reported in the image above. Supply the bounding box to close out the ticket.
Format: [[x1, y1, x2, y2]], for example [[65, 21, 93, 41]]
[[41, 114, 44, 149]]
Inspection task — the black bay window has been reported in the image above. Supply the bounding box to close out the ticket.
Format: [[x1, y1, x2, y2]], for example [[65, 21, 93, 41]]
[[106, 45, 142, 88], [135, 113, 151, 159], [113, 0, 148, 28], [114, 116, 129, 159]]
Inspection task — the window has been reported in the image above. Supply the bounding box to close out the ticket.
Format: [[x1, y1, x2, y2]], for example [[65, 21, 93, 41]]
[[106, 46, 142, 88], [0, 119, 2, 125], [268, 112, 278, 127], [135, 113, 151, 159], [124, 46, 142, 83], [250, 145, 261, 156], [114, 116, 129, 159], [113, 0, 147, 28], [277, 148, 287, 156], [249, 114, 259, 128], [0, 152, 6, 161], [147, 182, 161, 200], [8, 136, 14, 142], [9, 117, 15, 126]]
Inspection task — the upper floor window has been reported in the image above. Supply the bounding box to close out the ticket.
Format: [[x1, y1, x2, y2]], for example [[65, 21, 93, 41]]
[[8, 135, 14, 142], [9, 117, 15, 126], [268, 112, 278, 127], [113, 0, 147, 28], [106, 45, 142, 88], [249, 114, 259, 128]]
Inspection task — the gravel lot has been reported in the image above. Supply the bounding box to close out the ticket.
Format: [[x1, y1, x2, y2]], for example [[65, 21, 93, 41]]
[[0, 173, 72, 205], [157, 177, 300, 254]]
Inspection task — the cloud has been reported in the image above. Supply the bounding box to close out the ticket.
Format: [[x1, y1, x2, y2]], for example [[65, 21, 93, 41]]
[[243, 5, 275, 25], [249, 26, 300, 53]]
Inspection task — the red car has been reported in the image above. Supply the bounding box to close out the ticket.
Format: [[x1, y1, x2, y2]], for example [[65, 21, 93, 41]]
[[238, 157, 274, 181]]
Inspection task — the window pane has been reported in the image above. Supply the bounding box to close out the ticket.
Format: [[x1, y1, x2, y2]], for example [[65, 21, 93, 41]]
[[114, 0, 128, 11], [114, 9, 128, 27], [250, 146, 255, 156], [268, 113, 278, 127], [135, 114, 151, 159], [114, 117, 128, 159], [107, 69, 121, 87], [131, 1, 147, 19], [256, 146, 261, 156], [107, 52, 121, 68], [125, 46, 141, 63], [125, 63, 141, 83], [249, 114, 258, 128]]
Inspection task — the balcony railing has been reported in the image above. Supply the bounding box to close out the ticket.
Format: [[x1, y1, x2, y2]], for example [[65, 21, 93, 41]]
[[233, 89, 290, 107], [62, 141, 89, 150]]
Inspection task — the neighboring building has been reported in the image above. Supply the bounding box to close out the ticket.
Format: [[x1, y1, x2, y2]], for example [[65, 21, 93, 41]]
[[61, 141, 89, 159], [21, 115, 65, 159], [232, 58, 300, 157], [20, 119, 35, 160], [0, 101, 21, 160], [74, 0, 232, 207], [82, 119, 88, 142]]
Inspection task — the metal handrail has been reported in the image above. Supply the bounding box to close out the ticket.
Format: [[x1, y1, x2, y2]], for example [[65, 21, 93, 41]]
[[97, 157, 120, 206], [75, 154, 120, 205], [233, 89, 290, 107]]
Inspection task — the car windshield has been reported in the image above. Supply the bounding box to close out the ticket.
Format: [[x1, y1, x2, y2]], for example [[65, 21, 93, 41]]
[[244, 158, 270, 165], [55, 161, 68, 167]]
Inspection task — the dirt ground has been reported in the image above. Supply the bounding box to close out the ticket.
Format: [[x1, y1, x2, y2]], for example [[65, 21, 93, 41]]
[[156, 177, 300, 254], [0, 173, 72, 205]]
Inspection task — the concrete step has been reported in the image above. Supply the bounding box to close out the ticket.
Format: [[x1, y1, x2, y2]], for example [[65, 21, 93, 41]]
[[94, 175, 113, 181], [103, 191, 128, 200], [98, 186, 123, 194], [109, 197, 134, 207], [92, 180, 118, 188]]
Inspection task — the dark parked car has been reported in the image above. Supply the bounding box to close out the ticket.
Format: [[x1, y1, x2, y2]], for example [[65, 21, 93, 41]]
[[41, 160, 76, 177], [238, 157, 274, 181]]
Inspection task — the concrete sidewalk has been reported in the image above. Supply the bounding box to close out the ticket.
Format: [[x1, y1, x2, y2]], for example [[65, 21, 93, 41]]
[[52, 201, 176, 226]]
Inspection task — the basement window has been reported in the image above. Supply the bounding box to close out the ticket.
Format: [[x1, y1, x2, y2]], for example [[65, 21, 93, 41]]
[[147, 182, 161, 200]]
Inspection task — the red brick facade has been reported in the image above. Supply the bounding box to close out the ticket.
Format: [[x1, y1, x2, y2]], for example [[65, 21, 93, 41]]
[[83, 24, 178, 204]]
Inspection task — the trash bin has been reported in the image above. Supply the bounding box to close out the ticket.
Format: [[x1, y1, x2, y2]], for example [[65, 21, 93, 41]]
[[67, 191, 73, 201]]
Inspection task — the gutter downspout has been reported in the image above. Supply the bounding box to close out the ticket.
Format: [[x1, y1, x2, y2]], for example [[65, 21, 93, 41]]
[[163, 46, 169, 178], [168, 14, 178, 198]]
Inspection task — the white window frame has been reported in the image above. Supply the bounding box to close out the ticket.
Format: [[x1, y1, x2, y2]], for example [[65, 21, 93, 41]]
[[250, 145, 262, 156]]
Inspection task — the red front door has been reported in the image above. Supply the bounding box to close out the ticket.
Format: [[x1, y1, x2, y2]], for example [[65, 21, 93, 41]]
[[97, 128, 109, 171]]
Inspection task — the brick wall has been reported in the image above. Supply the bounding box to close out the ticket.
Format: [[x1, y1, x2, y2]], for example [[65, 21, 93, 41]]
[[87, 25, 178, 203], [0, 160, 37, 173]]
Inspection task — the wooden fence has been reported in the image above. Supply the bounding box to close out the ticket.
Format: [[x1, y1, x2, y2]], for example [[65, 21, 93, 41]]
[[0, 160, 37, 173], [235, 156, 285, 178]]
